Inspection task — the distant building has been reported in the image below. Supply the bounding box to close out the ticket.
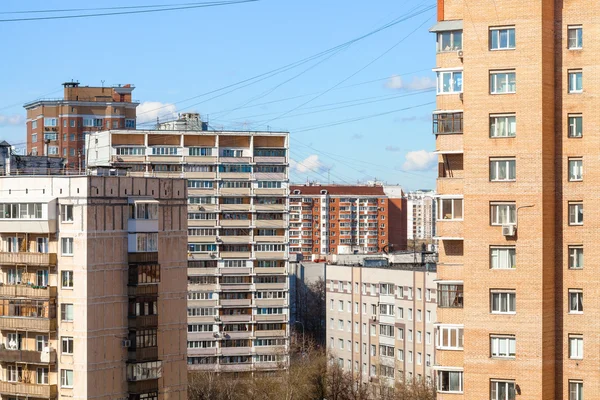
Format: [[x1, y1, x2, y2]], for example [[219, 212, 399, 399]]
[[157, 113, 208, 131], [289, 184, 407, 260], [24, 81, 138, 168], [0, 141, 66, 176], [326, 251, 437, 384], [406, 190, 436, 243]]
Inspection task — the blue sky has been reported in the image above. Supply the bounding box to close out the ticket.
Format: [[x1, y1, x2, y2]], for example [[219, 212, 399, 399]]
[[0, 0, 437, 190]]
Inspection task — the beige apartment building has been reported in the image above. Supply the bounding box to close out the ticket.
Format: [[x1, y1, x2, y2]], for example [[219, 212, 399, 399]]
[[326, 255, 437, 385], [432, 0, 593, 399], [85, 129, 290, 373], [0, 175, 188, 400]]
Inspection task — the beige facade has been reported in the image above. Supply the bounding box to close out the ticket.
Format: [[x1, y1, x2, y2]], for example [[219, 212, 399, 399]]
[[85, 129, 290, 373], [433, 0, 594, 399], [0, 176, 188, 400], [326, 261, 437, 385]]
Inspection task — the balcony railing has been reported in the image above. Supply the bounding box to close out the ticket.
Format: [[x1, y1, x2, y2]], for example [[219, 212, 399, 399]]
[[0, 285, 57, 299], [0, 381, 57, 398], [128, 315, 158, 330], [0, 347, 56, 364], [128, 346, 159, 363], [0, 253, 57, 267]]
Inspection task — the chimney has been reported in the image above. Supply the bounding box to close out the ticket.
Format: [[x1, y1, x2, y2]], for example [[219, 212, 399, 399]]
[[437, 0, 444, 21]]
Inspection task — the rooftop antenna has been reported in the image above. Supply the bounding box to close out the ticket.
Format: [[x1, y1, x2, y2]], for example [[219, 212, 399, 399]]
[[101, 80, 105, 88]]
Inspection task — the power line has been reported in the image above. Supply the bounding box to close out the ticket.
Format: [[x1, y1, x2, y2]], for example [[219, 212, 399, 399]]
[[0, 2, 227, 14], [0, 0, 258, 23]]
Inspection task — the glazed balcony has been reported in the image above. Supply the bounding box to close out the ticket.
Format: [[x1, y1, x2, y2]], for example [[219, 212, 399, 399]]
[[127, 315, 158, 330], [0, 381, 57, 398], [0, 285, 57, 299], [128, 346, 159, 363], [255, 314, 287, 322], [220, 299, 252, 307], [254, 220, 286, 229], [254, 329, 287, 338], [0, 253, 57, 267], [0, 347, 57, 364], [253, 204, 286, 212]]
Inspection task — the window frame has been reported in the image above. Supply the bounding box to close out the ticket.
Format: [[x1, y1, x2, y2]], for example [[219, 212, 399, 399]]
[[61, 336, 74, 355], [489, 26, 516, 50], [490, 202, 516, 226], [437, 30, 463, 52], [437, 197, 463, 221], [567, 26, 583, 50], [489, 158, 516, 182], [436, 70, 463, 94], [568, 70, 583, 93], [61, 270, 74, 289], [569, 289, 583, 314], [568, 158, 583, 182], [490, 380, 516, 400], [568, 246, 583, 270], [61, 369, 74, 388], [490, 114, 516, 138], [490, 335, 516, 359], [568, 114, 583, 138], [490, 246, 516, 270], [569, 334, 583, 359], [569, 381, 583, 400], [490, 70, 516, 94], [437, 370, 464, 393], [61, 237, 74, 256], [490, 291, 516, 314], [568, 202, 583, 226], [436, 325, 464, 350]]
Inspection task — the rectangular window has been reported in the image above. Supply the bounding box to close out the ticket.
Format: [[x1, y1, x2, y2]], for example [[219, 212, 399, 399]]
[[569, 381, 583, 400], [491, 336, 516, 358], [438, 284, 464, 308], [125, 119, 136, 128], [437, 325, 464, 350], [44, 118, 58, 127], [490, 203, 516, 225], [568, 26, 583, 49], [490, 71, 516, 94], [569, 203, 584, 225], [62, 337, 74, 354], [490, 159, 516, 181], [61, 369, 74, 388], [32, 120, 38, 129], [437, 30, 463, 52], [436, 70, 463, 94], [437, 370, 463, 393], [491, 381, 516, 400], [438, 198, 463, 220], [490, 247, 516, 269], [490, 26, 516, 50], [569, 335, 583, 359], [61, 271, 74, 288], [490, 114, 516, 138], [569, 289, 583, 313], [569, 70, 583, 93], [61, 204, 74, 222], [61, 238, 74, 256], [433, 112, 463, 134], [48, 146, 59, 155], [61, 304, 74, 321], [569, 246, 583, 270], [37, 367, 49, 384], [32, 134, 38, 143], [70, 120, 75, 128], [491, 291, 516, 314], [567, 114, 582, 138], [569, 158, 583, 181]]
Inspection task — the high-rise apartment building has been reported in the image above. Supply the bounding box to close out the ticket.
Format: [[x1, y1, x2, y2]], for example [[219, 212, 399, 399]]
[[326, 254, 437, 384], [85, 129, 290, 373], [431, 0, 590, 398], [24, 82, 138, 168], [289, 185, 407, 259], [406, 190, 436, 244], [0, 175, 188, 400]]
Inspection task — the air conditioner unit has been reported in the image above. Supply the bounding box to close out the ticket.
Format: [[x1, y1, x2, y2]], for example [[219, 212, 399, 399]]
[[457, 50, 464, 59], [122, 340, 131, 348], [502, 224, 516, 237]]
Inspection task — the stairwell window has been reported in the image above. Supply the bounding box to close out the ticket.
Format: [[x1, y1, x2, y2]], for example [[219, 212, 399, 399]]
[[490, 203, 516, 225], [436, 70, 463, 94], [61, 304, 74, 321], [490, 114, 516, 138], [569, 70, 583, 93], [490, 247, 516, 269], [490, 26, 515, 50], [490, 158, 516, 181], [568, 26, 583, 49], [568, 114, 583, 138], [569, 381, 583, 400], [61, 238, 74, 256], [569, 246, 583, 269], [569, 335, 583, 359], [490, 71, 516, 94], [61, 369, 74, 388], [569, 158, 583, 181], [569, 202, 583, 225], [491, 381, 516, 400], [569, 289, 583, 314]]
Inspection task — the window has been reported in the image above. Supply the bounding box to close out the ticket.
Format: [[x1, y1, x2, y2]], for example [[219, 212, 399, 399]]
[[438, 198, 463, 220], [438, 284, 463, 308], [44, 118, 58, 127], [37, 367, 49, 384], [569, 159, 583, 181], [490, 203, 516, 225], [569, 203, 583, 225], [437, 30, 462, 52], [61, 369, 74, 388], [397, 349, 404, 361], [436, 70, 463, 94], [136, 233, 158, 252], [491, 291, 516, 314], [568, 26, 583, 49], [7, 365, 22, 382], [437, 370, 463, 393], [61, 304, 74, 321], [569, 70, 583, 93], [61, 204, 73, 222], [70, 120, 75, 127], [61, 238, 74, 256], [490, 26, 515, 50], [490, 159, 516, 181], [491, 381, 516, 400], [437, 325, 464, 350], [490, 247, 516, 269], [569, 381, 583, 400], [36, 335, 48, 351], [125, 119, 136, 128], [32, 134, 37, 143], [569, 246, 583, 270], [380, 324, 394, 337], [61, 271, 74, 288], [491, 336, 516, 358], [32, 120, 38, 129], [433, 112, 463, 134], [62, 337, 74, 354], [397, 328, 404, 340], [569, 335, 583, 359], [490, 71, 516, 94], [151, 147, 178, 155], [380, 283, 394, 295], [568, 114, 583, 138], [569, 290, 583, 313], [48, 146, 59, 155], [489, 114, 517, 138]]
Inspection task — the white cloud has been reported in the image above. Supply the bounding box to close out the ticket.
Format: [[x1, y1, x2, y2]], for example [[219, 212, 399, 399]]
[[291, 154, 328, 174], [136, 101, 177, 125], [385, 75, 436, 91], [402, 150, 437, 171], [0, 114, 25, 126]]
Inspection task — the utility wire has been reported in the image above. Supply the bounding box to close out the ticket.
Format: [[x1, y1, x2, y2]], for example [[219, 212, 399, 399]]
[[0, 2, 229, 14], [0, 0, 257, 23]]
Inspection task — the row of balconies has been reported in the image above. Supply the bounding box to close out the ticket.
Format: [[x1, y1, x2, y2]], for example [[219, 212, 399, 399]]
[[187, 282, 287, 291], [188, 251, 287, 261], [0, 380, 57, 398], [0, 252, 57, 267], [189, 330, 286, 340], [188, 267, 286, 276], [188, 314, 287, 323], [189, 235, 286, 244], [188, 188, 288, 196], [190, 204, 286, 212], [112, 154, 287, 165], [188, 361, 283, 372], [188, 220, 287, 229], [188, 346, 287, 357]]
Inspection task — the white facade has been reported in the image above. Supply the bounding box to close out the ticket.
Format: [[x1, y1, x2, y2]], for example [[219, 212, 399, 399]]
[[406, 190, 436, 242]]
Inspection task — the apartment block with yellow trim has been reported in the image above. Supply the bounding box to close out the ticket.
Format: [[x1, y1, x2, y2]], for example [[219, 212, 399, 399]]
[[432, 0, 594, 399]]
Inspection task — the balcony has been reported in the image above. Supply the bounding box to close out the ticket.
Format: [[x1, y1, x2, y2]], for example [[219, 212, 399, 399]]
[[220, 220, 251, 228], [128, 379, 159, 396], [221, 347, 252, 356], [0, 285, 57, 299], [185, 172, 217, 179], [128, 347, 159, 362], [185, 155, 217, 164], [220, 299, 252, 307], [128, 315, 158, 330], [0, 347, 56, 364], [254, 330, 287, 338], [254, 299, 287, 308], [188, 220, 218, 228], [253, 156, 286, 164], [220, 236, 251, 244], [220, 172, 251, 180], [219, 363, 252, 372], [254, 188, 287, 196], [219, 156, 251, 164], [254, 172, 286, 181], [254, 204, 286, 212], [433, 112, 463, 135], [220, 267, 251, 275], [0, 317, 56, 332], [436, 133, 463, 154], [221, 331, 251, 340], [220, 284, 252, 291], [220, 204, 251, 212], [255, 314, 287, 322], [254, 220, 286, 229], [436, 220, 464, 240], [254, 252, 286, 260], [255, 283, 286, 290], [188, 347, 218, 356], [254, 235, 285, 243], [0, 253, 57, 267], [127, 285, 159, 297], [254, 267, 286, 275], [220, 315, 252, 323], [220, 188, 251, 196], [0, 381, 57, 398], [128, 252, 158, 264], [220, 251, 251, 259]]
